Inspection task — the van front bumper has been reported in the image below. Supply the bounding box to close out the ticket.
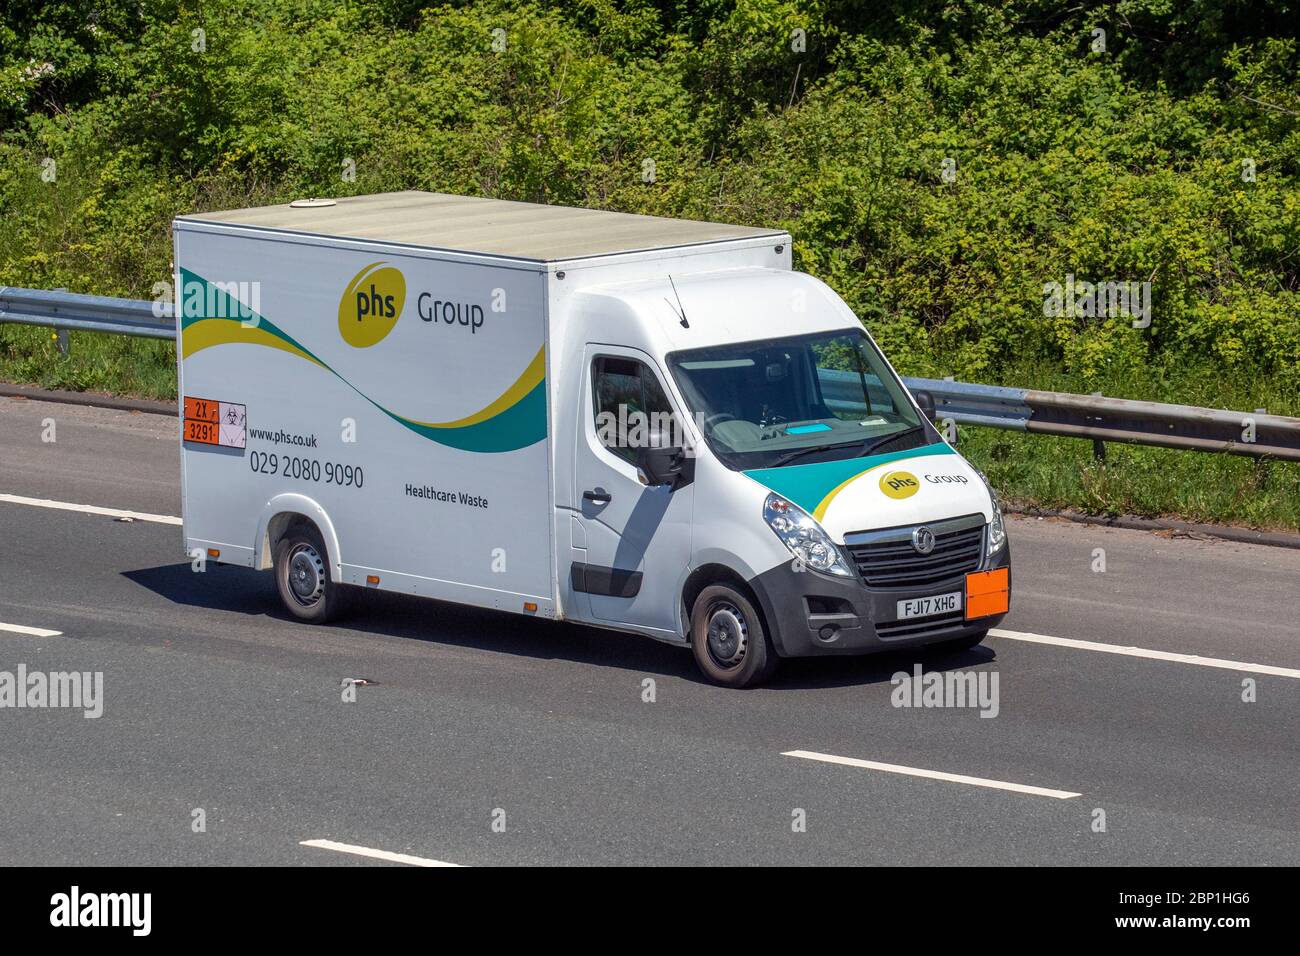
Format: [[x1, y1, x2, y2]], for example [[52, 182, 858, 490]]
[[747, 543, 1010, 658]]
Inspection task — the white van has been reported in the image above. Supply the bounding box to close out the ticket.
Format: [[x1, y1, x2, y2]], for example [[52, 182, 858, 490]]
[[174, 191, 1009, 687]]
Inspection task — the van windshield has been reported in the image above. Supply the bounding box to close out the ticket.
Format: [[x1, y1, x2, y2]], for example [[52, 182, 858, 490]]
[[667, 329, 928, 471]]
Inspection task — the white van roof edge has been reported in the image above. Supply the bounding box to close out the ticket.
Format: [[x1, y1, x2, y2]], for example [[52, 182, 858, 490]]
[[175, 190, 785, 263]]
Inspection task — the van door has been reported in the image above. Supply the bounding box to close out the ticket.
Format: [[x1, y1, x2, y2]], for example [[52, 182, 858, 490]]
[[571, 345, 693, 634]]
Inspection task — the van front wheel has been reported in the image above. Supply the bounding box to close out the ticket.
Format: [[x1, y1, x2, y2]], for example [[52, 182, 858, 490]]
[[274, 525, 344, 624], [690, 584, 777, 688]]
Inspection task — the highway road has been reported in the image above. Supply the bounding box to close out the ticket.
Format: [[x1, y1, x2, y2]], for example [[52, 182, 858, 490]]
[[1, 395, 1298, 866]]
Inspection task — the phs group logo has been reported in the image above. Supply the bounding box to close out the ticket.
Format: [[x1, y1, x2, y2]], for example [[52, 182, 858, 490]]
[[339, 261, 406, 347], [879, 470, 920, 499]]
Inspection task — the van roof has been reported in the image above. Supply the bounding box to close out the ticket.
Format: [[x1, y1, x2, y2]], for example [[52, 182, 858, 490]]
[[176, 190, 784, 262]]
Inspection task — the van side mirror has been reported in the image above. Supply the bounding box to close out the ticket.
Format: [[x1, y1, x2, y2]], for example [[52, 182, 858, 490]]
[[913, 389, 936, 422], [636, 445, 695, 489]]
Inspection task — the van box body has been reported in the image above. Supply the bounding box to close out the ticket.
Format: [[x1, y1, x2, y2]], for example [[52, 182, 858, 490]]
[[175, 191, 787, 617]]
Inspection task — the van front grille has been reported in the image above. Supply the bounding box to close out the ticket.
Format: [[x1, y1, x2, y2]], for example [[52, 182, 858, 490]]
[[845, 517, 984, 590], [875, 611, 968, 640]]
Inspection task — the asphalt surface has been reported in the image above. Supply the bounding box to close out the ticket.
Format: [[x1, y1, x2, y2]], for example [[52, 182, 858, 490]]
[[1, 394, 1298, 865]]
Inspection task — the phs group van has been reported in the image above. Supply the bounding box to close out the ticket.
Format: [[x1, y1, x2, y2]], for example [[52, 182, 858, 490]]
[[174, 191, 1009, 687]]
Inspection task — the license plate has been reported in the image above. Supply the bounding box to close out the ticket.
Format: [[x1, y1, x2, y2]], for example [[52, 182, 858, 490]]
[[897, 591, 962, 620]]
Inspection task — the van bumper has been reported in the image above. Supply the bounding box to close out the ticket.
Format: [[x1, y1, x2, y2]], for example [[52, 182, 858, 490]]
[[748, 544, 1010, 658]]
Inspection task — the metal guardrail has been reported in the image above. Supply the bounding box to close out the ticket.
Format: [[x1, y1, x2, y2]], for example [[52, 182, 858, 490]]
[[3, 287, 1299, 462], [0, 287, 174, 339], [903, 377, 1300, 462], [899, 377, 1031, 431]]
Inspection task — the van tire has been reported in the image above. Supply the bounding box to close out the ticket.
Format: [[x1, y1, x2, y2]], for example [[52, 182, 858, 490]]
[[274, 524, 344, 624], [689, 584, 777, 688]]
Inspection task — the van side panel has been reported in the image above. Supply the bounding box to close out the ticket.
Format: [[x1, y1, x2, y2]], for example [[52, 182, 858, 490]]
[[176, 225, 557, 615]]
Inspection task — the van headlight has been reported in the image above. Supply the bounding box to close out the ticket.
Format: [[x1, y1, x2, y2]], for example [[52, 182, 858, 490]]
[[977, 472, 1007, 556], [988, 498, 1007, 556], [763, 493, 853, 576]]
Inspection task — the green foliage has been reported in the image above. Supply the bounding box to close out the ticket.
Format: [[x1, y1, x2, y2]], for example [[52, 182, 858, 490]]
[[0, 0, 1296, 395]]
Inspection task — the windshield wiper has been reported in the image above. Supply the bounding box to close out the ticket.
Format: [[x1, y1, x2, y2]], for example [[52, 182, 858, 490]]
[[856, 425, 924, 458], [767, 424, 926, 469], [768, 440, 863, 469]]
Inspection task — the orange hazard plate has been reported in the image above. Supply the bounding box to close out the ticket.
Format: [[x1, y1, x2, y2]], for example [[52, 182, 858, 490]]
[[183, 395, 246, 449], [965, 567, 1010, 620], [183, 396, 219, 422]]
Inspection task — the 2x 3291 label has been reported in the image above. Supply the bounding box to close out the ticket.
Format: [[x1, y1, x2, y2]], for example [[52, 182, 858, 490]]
[[183, 395, 247, 449]]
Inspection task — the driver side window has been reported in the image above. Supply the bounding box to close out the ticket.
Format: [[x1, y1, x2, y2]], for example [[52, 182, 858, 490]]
[[592, 356, 676, 464]]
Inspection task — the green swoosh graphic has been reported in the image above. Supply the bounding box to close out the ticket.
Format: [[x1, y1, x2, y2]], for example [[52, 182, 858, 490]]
[[178, 269, 547, 453], [744, 442, 955, 516]]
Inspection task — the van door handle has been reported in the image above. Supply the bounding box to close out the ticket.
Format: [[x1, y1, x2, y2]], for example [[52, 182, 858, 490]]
[[583, 488, 611, 506]]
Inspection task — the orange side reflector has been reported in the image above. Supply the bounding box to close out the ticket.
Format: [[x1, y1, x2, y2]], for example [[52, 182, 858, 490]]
[[965, 567, 1010, 620], [207, 548, 220, 558], [366, 575, 380, 586], [523, 602, 538, 612]]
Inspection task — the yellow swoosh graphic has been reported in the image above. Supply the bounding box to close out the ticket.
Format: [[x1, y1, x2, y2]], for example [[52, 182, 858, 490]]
[[181, 319, 325, 368], [813, 460, 902, 522], [181, 318, 543, 432], [408, 345, 546, 429]]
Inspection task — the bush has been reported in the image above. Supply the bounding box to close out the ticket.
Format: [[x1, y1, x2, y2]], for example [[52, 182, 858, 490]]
[[1, 0, 1296, 392]]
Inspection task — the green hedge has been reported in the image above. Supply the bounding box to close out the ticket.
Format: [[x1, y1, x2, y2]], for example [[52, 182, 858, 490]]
[[2, 1, 1296, 392]]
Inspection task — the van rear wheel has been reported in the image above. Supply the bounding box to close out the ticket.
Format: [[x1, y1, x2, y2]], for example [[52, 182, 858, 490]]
[[689, 584, 777, 688], [274, 524, 344, 624]]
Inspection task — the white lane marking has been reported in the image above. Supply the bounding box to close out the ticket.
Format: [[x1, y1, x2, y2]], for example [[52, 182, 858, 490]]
[[299, 839, 462, 867], [0, 622, 62, 638], [0, 493, 180, 526], [989, 628, 1300, 680], [782, 750, 1081, 799]]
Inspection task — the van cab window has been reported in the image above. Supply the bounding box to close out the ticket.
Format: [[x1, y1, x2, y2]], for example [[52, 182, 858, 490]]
[[592, 356, 677, 464], [667, 329, 927, 470]]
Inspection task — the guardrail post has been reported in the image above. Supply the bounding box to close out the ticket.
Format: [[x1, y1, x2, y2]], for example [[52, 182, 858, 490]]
[[1255, 409, 1270, 488], [1090, 392, 1106, 462], [941, 375, 957, 443], [52, 288, 70, 356]]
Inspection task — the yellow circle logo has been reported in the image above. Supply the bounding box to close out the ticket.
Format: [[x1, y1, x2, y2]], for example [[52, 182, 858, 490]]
[[339, 261, 405, 348], [879, 470, 920, 499]]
